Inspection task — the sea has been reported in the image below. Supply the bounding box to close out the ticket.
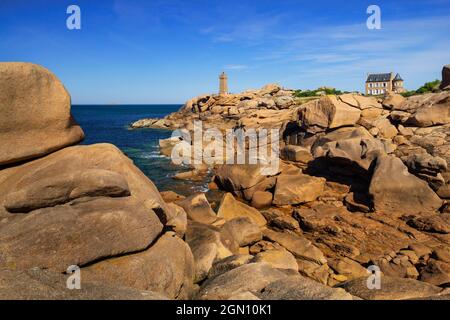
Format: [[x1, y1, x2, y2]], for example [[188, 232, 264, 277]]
[[71, 104, 211, 196]]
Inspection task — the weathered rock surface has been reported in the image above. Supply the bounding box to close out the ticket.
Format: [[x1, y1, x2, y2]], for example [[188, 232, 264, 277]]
[[405, 91, 450, 127], [4, 61, 450, 300], [0, 268, 169, 300], [258, 276, 355, 300], [166, 203, 188, 237], [0, 197, 163, 271], [208, 254, 253, 279], [369, 155, 442, 216], [441, 64, 450, 90], [197, 262, 355, 300], [176, 193, 218, 224], [4, 168, 130, 213], [185, 221, 237, 283], [281, 145, 313, 163], [382, 93, 406, 110], [221, 217, 262, 247], [0, 144, 172, 271], [339, 276, 443, 300], [252, 249, 298, 271], [263, 229, 327, 265], [273, 173, 325, 205], [297, 95, 361, 132], [217, 193, 267, 227], [250, 190, 273, 209], [0, 62, 84, 165], [196, 263, 290, 300], [214, 164, 277, 201], [82, 232, 195, 299]]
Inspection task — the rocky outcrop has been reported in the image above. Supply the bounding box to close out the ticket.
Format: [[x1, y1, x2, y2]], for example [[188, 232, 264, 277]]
[[0, 63, 195, 300], [128, 81, 450, 299], [0, 63, 84, 166], [130, 83, 297, 131], [0, 143, 195, 298], [3, 62, 450, 300]]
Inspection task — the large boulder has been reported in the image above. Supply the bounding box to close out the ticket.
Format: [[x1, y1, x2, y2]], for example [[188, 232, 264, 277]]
[[273, 173, 325, 205], [382, 93, 406, 110], [197, 262, 354, 300], [440, 64, 450, 90], [369, 155, 442, 216], [311, 126, 386, 176], [214, 164, 278, 201], [176, 193, 218, 224], [281, 145, 313, 163], [208, 254, 254, 279], [250, 190, 273, 209], [185, 221, 238, 283], [196, 263, 289, 300], [328, 257, 369, 280], [0, 62, 84, 165], [258, 276, 355, 300], [82, 232, 195, 299], [0, 144, 171, 271], [3, 168, 130, 213], [221, 217, 262, 247], [405, 91, 450, 127], [274, 95, 295, 109], [339, 276, 443, 300], [0, 268, 169, 300], [297, 95, 361, 132], [252, 249, 299, 271], [0, 197, 163, 272], [217, 193, 267, 227], [263, 229, 327, 265]]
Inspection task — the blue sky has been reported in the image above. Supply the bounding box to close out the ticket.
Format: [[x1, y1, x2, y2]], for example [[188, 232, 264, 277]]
[[1, 0, 449, 104]]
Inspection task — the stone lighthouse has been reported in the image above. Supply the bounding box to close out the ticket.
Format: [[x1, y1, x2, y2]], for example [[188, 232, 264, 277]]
[[219, 72, 228, 95]]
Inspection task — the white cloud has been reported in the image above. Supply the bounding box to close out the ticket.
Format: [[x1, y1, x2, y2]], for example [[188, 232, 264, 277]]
[[223, 64, 249, 70], [233, 14, 450, 91]]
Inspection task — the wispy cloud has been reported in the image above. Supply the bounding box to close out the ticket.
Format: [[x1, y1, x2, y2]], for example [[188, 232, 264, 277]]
[[213, 14, 450, 91], [223, 64, 249, 70]]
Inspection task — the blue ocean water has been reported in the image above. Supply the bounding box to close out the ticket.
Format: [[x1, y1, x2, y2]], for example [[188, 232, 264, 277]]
[[71, 104, 209, 195]]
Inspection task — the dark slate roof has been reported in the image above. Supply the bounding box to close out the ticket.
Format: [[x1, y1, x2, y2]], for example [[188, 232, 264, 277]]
[[393, 73, 403, 81], [366, 73, 392, 82]]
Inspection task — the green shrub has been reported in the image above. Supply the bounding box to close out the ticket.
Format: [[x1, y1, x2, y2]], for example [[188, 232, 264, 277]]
[[400, 79, 441, 97], [293, 87, 344, 97]]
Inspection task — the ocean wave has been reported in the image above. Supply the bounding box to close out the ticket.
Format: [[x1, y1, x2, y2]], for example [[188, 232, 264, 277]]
[[138, 151, 166, 159]]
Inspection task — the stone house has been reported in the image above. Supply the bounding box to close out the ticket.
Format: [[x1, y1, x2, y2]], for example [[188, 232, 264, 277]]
[[365, 72, 405, 95]]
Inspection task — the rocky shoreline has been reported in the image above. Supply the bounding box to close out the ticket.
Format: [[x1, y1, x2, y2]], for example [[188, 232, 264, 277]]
[[0, 62, 449, 300]]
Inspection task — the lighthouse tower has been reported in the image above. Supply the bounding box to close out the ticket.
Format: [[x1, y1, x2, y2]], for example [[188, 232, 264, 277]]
[[219, 72, 228, 95]]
